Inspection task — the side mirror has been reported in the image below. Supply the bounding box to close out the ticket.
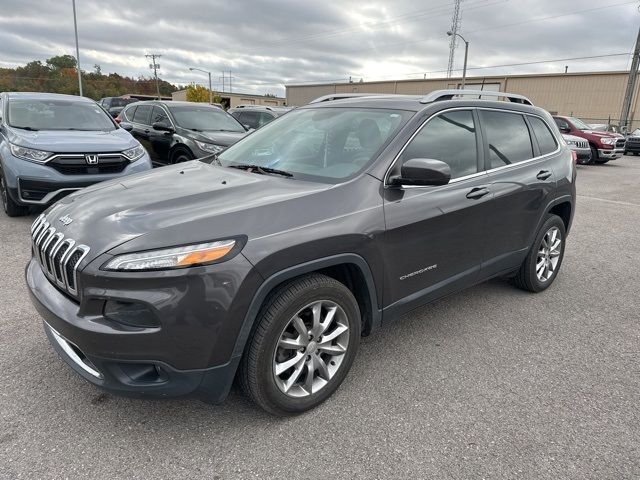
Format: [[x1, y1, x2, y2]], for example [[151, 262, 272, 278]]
[[389, 158, 451, 187], [153, 122, 174, 133], [243, 124, 252, 131], [119, 122, 133, 132], [559, 126, 571, 133]]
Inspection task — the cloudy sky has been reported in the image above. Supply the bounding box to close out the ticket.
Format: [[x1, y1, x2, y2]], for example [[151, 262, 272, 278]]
[[0, 0, 638, 96]]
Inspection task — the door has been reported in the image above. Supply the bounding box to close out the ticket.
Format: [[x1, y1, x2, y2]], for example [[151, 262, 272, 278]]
[[147, 106, 173, 163], [130, 104, 153, 157], [478, 109, 558, 276], [382, 109, 491, 314]]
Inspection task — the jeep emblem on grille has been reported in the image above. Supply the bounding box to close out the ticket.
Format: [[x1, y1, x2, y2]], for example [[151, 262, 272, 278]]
[[59, 214, 73, 226], [85, 154, 99, 165]]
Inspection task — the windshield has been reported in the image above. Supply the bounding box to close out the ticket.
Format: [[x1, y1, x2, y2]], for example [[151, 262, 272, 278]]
[[168, 105, 245, 132], [218, 107, 412, 182], [632, 129, 640, 136], [569, 117, 592, 131], [8, 99, 116, 131]]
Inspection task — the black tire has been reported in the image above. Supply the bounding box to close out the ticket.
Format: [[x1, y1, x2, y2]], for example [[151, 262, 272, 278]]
[[589, 145, 598, 165], [594, 158, 610, 164], [0, 168, 29, 217], [171, 148, 194, 164], [513, 214, 566, 293], [239, 274, 361, 416]]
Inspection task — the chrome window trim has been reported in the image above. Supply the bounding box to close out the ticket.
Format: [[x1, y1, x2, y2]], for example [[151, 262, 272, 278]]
[[384, 106, 564, 189]]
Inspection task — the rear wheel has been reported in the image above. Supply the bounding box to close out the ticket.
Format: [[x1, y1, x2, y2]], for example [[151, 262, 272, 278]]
[[0, 168, 28, 217], [240, 274, 361, 416], [513, 214, 566, 293]]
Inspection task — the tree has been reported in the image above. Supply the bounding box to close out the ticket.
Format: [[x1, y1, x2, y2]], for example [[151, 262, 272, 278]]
[[46, 55, 77, 70], [186, 84, 211, 102]]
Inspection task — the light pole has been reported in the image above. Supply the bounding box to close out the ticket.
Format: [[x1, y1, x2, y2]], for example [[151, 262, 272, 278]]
[[72, 0, 82, 96], [189, 67, 213, 104], [447, 30, 469, 89]]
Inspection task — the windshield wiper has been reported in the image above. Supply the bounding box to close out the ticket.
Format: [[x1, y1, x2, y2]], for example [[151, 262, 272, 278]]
[[10, 125, 39, 131], [228, 164, 293, 178]]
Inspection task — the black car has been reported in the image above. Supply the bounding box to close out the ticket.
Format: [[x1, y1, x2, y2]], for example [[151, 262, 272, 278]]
[[27, 90, 576, 415], [118, 101, 247, 166], [228, 105, 292, 130], [624, 128, 640, 155], [98, 96, 139, 118]]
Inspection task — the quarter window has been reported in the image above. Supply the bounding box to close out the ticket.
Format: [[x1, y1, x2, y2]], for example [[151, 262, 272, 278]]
[[479, 110, 533, 169], [399, 110, 478, 179], [528, 116, 557, 155]]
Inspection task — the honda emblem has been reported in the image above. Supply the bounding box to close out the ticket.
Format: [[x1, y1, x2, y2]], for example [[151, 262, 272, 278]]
[[85, 154, 99, 165]]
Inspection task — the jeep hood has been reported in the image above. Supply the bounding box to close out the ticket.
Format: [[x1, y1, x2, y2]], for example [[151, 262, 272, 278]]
[[44, 161, 331, 256], [7, 127, 137, 152]]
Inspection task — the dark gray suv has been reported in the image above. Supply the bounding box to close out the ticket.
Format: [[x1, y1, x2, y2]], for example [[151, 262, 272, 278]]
[[26, 90, 576, 415]]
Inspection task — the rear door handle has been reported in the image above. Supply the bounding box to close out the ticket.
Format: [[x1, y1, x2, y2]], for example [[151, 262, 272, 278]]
[[537, 170, 552, 180], [466, 187, 490, 199]]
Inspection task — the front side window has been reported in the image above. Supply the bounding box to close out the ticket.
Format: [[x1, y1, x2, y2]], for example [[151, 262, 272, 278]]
[[169, 105, 245, 132], [554, 118, 570, 131], [218, 107, 412, 182], [568, 117, 591, 131], [7, 99, 116, 131], [528, 116, 558, 155], [151, 106, 170, 126], [399, 110, 478, 179], [480, 110, 533, 169]]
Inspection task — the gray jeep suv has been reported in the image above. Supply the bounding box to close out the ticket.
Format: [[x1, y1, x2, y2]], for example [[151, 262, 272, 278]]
[[0, 92, 152, 216], [26, 90, 576, 415]]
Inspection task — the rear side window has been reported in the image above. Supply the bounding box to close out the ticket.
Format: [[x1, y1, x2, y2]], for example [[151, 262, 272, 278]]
[[122, 105, 136, 121], [132, 104, 152, 125], [480, 110, 533, 169], [400, 110, 478, 179], [528, 116, 557, 155]]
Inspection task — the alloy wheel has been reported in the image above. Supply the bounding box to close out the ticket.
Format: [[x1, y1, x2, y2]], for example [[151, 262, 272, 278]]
[[273, 300, 350, 398], [536, 226, 562, 282]]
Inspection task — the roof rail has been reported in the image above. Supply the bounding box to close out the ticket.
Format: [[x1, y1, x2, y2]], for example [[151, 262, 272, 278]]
[[309, 93, 383, 104], [420, 89, 533, 106]]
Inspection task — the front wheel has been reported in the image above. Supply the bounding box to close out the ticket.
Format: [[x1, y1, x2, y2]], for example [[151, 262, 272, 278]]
[[513, 214, 566, 293], [239, 274, 361, 416], [589, 145, 598, 165], [0, 168, 29, 217], [171, 148, 194, 164]]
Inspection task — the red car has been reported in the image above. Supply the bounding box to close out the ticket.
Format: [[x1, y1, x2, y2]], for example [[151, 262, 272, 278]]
[[553, 116, 625, 164]]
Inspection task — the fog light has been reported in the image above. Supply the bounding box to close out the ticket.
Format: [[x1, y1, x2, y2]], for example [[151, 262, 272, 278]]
[[104, 300, 159, 328]]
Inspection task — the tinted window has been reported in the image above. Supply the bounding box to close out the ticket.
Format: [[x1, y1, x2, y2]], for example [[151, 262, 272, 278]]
[[122, 105, 136, 121], [554, 118, 569, 130], [132, 104, 152, 125], [257, 112, 275, 128], [151, 106, 170, 125], [528, 116, 557, 155], [400, 110, 478, 179], [169, 105, 245, 132], [238, 111, 259, 129], [480, 110, 533, 169], [7, 99, 115, 131]]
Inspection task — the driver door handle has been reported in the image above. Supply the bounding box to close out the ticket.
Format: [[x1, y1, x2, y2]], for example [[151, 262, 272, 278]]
[[537, 170, 552, 180], [466, 186, 490, 199]]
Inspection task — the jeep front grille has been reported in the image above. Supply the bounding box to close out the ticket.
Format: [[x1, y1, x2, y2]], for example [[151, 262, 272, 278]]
[[616, 138, 626, 148], [30, 214, 90, 298]]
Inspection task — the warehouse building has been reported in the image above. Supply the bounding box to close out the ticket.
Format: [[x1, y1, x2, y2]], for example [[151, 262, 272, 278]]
[[172, 89, 286, 109], [286, 70, 639, 129]]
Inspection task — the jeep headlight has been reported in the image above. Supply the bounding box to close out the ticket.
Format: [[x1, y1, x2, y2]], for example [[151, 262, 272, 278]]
[[600, 137, 615, 145], [9, 144, 52, 163], [103, 240, 237, 271], [122, 144, 145, 161], [195, 141, 224, 154]]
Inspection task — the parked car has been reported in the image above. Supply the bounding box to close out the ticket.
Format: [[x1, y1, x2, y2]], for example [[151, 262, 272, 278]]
[[0, 92, 151, 217], [98, 96, 139, 118], [27, 89, 575, 415], [562, 134, 591, 164], [553, 116, 625, 164], [117, 101, 248, 166], [623, 128, 640, 155], [229, 105, 292, 130]]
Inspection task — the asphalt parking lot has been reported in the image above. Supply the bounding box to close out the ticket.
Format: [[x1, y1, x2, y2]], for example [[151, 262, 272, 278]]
[[1, 156, 639, 479]]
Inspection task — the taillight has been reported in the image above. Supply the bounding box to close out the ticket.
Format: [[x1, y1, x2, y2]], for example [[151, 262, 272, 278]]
[[571, 150, 577, 164]]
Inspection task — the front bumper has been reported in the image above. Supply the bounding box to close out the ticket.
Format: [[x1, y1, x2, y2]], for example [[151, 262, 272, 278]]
[[597, 148, 624, 160], [26, 253, 259, 402], [2, 150, 152, 206], [624, 142, 640, 154]]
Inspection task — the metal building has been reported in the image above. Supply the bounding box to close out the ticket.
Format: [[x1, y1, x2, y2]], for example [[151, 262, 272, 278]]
[[286, 71, 640, 129], [172, 89, 286, 109]]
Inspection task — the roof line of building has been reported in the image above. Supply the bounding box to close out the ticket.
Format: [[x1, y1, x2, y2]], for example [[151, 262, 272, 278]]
[[173, 89, 284, 100], [285, 69, 632, 88]]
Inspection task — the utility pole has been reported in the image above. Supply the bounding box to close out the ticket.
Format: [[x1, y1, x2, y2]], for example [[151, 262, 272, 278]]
[[146, 54, 162, 99], [189, 67, 213, 104], [446, 0, 462, 78], [72, 0, 82, 96], [620, 26, 640, 132], [229, 70, 233, 93], [220, 72, 225, 92]]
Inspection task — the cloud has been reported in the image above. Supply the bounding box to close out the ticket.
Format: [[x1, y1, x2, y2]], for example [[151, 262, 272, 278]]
[[0, 0, 637, 96]]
